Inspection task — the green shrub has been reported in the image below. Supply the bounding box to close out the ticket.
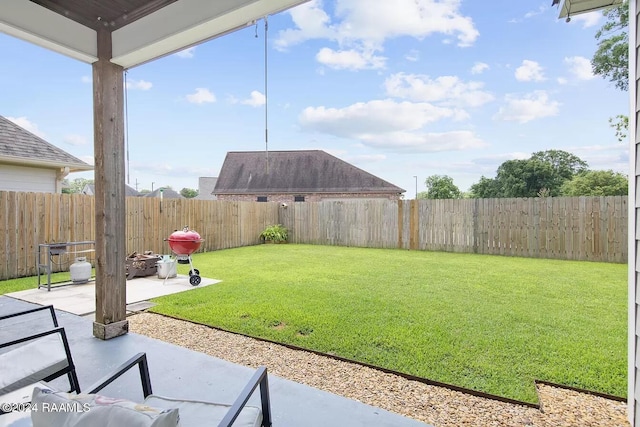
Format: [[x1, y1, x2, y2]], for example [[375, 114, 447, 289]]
[[259, 224, 288, 243]]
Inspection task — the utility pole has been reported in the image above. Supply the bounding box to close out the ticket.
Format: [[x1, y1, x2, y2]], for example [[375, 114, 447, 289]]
[[413, 176, 418, 199]]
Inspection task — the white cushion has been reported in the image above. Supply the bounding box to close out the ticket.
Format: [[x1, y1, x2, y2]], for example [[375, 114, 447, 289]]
[[0, 334, 68, 395], [144, 395, 262, 427], [30, 388, 179, 427]]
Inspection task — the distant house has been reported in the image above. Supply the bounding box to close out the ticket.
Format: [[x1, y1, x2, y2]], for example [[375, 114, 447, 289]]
[[196, 177, 218, 200], [144, 187, 183, 199], [82, 183, 140, 197], [213, 150, 405, 202], [0, 115, 93, 193]]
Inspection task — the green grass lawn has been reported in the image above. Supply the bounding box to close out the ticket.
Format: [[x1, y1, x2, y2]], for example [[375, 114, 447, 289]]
[[152, 244, 626, 404], [0, 271, 74, 294], [0, 244, 626, 403]]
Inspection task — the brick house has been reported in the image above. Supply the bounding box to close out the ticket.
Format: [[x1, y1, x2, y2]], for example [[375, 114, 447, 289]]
[[213, 150, 405, 203]]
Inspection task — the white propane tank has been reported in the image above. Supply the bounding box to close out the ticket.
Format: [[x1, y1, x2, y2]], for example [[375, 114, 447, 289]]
[[70, 257, 91, 284]]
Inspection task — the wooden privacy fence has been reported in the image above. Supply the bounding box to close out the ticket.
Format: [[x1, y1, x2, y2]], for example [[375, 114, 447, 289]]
[[0, 193, 628, 279], [0, 191, 278, 280], [280, 197, 628, 263]]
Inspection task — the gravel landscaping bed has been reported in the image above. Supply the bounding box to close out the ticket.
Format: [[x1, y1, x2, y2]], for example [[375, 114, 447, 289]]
[[128, 313, 629, 427]]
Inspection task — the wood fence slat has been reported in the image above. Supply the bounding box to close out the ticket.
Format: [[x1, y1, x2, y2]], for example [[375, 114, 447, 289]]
[[0, 193, 629, 279]]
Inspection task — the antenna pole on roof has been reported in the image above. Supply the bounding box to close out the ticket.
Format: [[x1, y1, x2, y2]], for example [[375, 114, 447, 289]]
[[264, 16, 269, 175]]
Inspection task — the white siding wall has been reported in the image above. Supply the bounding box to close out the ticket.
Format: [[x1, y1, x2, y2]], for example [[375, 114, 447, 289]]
[[631, 0, 638, 424], [0, 164, 57, 193]]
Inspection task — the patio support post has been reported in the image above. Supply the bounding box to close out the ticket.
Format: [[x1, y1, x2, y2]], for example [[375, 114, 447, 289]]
[[92, 27, 128, 340]]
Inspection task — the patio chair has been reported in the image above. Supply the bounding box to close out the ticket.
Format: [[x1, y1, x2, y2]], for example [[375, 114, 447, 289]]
[[30, 352, 272, 427], [0, 305, 271, 426], [0, 305, 80, 397]]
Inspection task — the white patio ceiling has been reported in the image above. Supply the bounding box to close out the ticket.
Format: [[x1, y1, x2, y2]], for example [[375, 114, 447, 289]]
[[0, 0, 309, 69], [552, 0, 623, 18]]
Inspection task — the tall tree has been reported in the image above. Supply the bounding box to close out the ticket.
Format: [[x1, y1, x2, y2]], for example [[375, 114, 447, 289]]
[[469, 176, 499, 198], [62, 177, 94, 194], [469, 150, 589, 198], [494, 159, 556, 197], [592, 0, 629, 91], [530, 149, 588, 191], [560, 170, 628, 196], [419, 175, 462, 199]]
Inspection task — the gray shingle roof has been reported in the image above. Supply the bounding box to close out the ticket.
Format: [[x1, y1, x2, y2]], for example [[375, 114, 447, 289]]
[[144, 188, 184, 199], [214, 150, 405, 195], [83, 183, 140, 197], [0, 115, 93, 171], [196, 177, 217, 200]]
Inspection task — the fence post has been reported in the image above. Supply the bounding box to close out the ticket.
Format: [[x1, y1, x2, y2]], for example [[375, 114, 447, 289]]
[[397, 200, 404, 249], [409, 199, 419, 250]]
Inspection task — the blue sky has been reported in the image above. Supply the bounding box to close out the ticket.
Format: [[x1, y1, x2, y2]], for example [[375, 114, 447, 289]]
[[0, 0, 629, 196]]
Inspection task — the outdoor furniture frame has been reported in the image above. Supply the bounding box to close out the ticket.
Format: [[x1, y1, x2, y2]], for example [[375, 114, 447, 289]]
[[84, 352, 272, 427], [36, 241, 95, 291], [0, 305, 80, 398]]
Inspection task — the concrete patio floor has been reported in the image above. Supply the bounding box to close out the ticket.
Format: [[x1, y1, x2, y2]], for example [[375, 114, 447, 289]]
[[0, 297, 429, 427], [5, 274, 219, 317]]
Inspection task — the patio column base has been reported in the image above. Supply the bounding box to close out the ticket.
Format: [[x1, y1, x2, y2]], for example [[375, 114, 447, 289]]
[[93, 319, 128, 340]]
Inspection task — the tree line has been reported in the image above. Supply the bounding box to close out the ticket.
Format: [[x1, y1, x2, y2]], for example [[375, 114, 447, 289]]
[[418, 150, 627, 199]]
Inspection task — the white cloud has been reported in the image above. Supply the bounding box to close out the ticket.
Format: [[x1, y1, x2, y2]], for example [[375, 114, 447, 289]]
[[569, 144, 629, 171], [186, 88, 216, 104], [346, 153, 387, 163], [7, 116, 46, 138], [557, 77, 568, 85], [79, 155, 94, 165], [242, 91, 266, 107], [524, 5, 547, 19], [570, 11, 601, 28], [316, 47, 386, 70], [515, 60, 545, 82], [470, 62, 489, 75], [471, 152, 531, 166], [277, 0, 478, 70], [357, 130, 487, 152], [275, 0, 334, 49], [175, 47, 196, 58], [132, 162, 217, 177], [81, 75, 91, 84], [564, 56, 595, 81], [509, 5, 548, 23], [300, 99, 467, 137], [64, 134, 88, 146], [126, 79, 153, 90], [384, 73, 494, 108], [493, 91, 560, 123], [298, 99, 485, 152], [405, 49, 420, 62]]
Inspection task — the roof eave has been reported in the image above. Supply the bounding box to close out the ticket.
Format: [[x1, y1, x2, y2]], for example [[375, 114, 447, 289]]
[[553, 0, 622, 18], [214, 189, 406, 195], [0, 155, 94, 172]]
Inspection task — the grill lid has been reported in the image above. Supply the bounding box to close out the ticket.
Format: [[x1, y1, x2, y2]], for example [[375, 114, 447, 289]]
[[168, 226, 203, 242]]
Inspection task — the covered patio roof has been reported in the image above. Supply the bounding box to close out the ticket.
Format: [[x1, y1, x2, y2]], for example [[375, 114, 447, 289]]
[[1, 0, 309, 340], [1, 0, 307, 68], [551, 0, 623, 18]]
